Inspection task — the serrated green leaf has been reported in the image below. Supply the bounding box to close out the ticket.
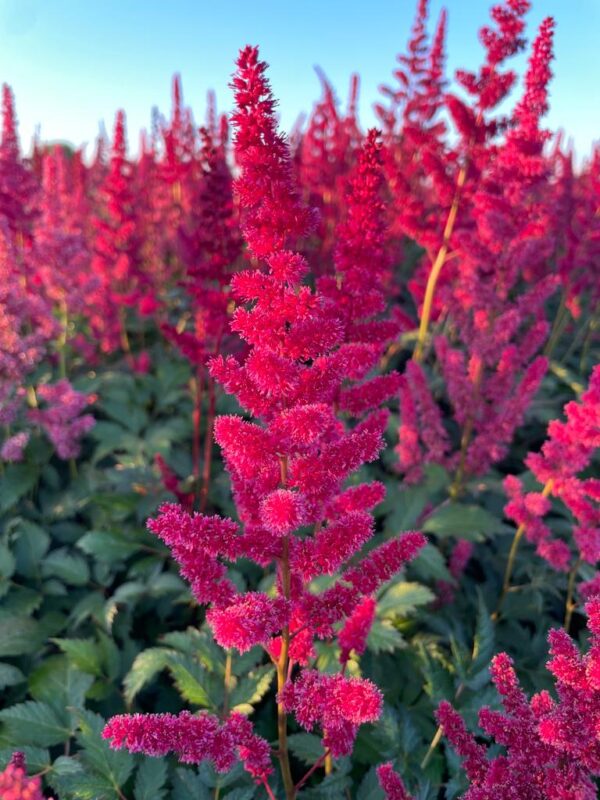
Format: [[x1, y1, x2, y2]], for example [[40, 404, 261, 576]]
[[469, 593, 495, 678], [172, 767, 211, 800], [287, 733, 324, 766], [378, 581, 434, 617], [0, 746, 50, 772], [356, 767, 386, 800], [77, 710, 135, 788], [423, 504, 499, 541], [0, 662, 25, 689], [411, 544, 453, 583], [367, 619, 406, 654], [14, 520, 50, 578], [0, 463, 37, 512], [167, 653, 221, 709], [49, 755, 119, 800], [29, 657, 94, 710], [42, 548, 90, 586], [0, 701, 70, 746], [0, 612, 41, 656], [134, 757, 168, 800], [78, 530, 143, 562], [230, 664, 274, 712], [123, 647, 173, 704], [53, 638, 103, 676]]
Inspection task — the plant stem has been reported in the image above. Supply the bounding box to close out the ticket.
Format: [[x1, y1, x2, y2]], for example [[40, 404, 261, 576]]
[[421, 683, 464, 769], [276, 454, 295, 800], [294, 751, 330, 793], [413, 165, 467, 363], [222, 650, 233, 718], [492, 479, 554, 621]]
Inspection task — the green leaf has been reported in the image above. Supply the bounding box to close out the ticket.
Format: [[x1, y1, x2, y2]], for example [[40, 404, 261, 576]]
[[410, 544, 452, 583], [469, 593, 495, 679], [77, 710, 135, 789], [42, 548, 90, 586], [0, 662, 25, 689], [124, 647, 173, 704], [287, 733, 324, 766], [78, 530, 143, 562], [0, 463, 37, 512], [367, 619, 406, 654], [172, 767, 211, 800], [378, 581, 434, 617], [14, 520, 50, 578], [230, 664, 274, 713], [134, 757, 168, 800], [422, 503, 500, 541], [356, 767, 385, 800], [53, 638, 103, 676], [49, 755, 119, 800], [0, 612, 41, 656], [167, 653, 221, 709], [0, 746, 50, 773], [0, 701, 70, 746], [29, 657, 94, 709]]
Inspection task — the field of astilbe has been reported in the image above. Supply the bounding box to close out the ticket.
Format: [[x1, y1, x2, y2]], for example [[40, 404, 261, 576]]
[[0, 0, 599, 797]]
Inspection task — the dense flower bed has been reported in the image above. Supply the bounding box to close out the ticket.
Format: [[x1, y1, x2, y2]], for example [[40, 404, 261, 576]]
[[0, 0, 599, 797]]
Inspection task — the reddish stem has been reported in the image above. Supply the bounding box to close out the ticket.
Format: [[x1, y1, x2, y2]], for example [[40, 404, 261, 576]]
[[294, 750, 330, 793]]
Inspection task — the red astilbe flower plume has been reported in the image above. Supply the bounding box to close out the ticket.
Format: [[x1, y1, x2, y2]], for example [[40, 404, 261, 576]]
[[504, 364, 600, 574], [295, 72, 363, 274], [90, 111, 155, 353], [377, 762, 414, 800], [231, 45, 317, 257], [103, 710, 272, 782], [0, 85, 38, 244], [105, 46, 425, 784], [435, 603, 600, 798]]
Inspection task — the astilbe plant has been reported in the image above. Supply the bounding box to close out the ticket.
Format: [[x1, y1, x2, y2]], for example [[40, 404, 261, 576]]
[[378, 602, 600, 798], [501, 363, 600, 621], [103, 45, 425, 799], [396, 10, 557, 497]]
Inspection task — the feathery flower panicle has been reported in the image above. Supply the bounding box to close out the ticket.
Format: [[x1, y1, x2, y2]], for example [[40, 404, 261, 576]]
[[28, 379, 95, 460], [296, 72, 363, 275], [377, 763, 414, 800], [437, 604, 600, 798], [338, 595, 376, 664], [279, 670, 382, 756], [105, 46, 425, 784], [504, 364, 600, 574], [103, 710, 272, 782]]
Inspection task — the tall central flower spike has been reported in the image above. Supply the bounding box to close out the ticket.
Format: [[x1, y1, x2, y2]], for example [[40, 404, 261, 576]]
[[103, 44, 425, 795]]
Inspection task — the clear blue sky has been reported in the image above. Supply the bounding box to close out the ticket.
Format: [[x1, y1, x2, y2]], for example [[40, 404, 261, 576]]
[[0, 0, 597, 159]]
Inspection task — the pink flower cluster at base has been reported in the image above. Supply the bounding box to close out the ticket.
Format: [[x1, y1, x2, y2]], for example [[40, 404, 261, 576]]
[[0, 753, 51, 800], [435, 601, 600, 798]]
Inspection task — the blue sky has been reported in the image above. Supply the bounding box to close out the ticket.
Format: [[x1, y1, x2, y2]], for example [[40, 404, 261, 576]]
[[0, 0, 598, 159]]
